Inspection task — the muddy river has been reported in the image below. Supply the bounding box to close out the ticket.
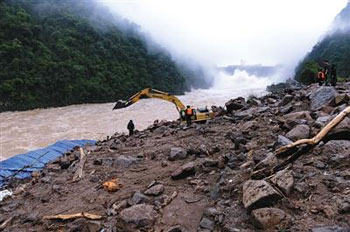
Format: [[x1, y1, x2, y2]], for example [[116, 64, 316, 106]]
[[0, 71, 272, 160]]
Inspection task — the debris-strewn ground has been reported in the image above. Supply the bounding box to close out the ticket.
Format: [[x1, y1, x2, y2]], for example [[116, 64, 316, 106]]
[[1, 82, 350, 232]]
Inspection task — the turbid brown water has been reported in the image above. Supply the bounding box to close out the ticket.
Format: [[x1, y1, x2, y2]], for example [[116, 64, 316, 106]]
[[0, 71, 271, 160]]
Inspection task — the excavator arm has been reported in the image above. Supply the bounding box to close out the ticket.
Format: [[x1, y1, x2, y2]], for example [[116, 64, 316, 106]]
[[113, 88, 186, 112]]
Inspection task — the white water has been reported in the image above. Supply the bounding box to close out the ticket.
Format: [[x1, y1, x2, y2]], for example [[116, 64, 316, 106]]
[[0, 70, 273, 160]]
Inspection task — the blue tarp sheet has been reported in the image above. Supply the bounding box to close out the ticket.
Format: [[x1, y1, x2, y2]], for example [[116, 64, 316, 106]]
[[0, 140, 96, 188]]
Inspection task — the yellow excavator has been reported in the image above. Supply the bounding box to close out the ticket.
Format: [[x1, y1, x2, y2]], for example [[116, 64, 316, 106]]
[[113, 88, 215, 123]]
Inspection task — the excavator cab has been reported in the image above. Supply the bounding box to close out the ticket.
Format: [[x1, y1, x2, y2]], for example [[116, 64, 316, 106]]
[[113, 88, 215, 124]]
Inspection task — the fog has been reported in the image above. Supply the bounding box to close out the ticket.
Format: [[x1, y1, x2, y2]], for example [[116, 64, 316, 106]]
[[100, 0, 347, 74]]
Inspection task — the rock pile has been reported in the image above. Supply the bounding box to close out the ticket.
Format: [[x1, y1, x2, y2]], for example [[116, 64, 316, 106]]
[[1, 82, 350, 231]]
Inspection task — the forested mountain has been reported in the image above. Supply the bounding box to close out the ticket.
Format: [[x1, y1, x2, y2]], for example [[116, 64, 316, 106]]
[[0, 0, 209, 111], [295, 2, 350, 84]]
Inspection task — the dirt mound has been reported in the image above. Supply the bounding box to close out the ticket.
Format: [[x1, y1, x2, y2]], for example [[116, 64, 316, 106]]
[[1, 82, 350, 231]]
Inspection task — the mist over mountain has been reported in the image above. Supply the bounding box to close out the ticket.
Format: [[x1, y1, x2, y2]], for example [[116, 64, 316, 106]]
[[0, 0, 210, 112], [295, 1, 350, 84]]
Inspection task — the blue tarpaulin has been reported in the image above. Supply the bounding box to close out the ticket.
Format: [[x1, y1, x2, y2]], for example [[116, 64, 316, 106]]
[[0, 140, 96, 188]]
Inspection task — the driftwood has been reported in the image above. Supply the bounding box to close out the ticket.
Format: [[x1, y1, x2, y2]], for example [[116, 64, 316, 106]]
[[0, 217, 14, 231], [43, 212, 102, 220], [251, 106, 350, 179], [276, 106, 350, 156], [72, 148, 86, 181]]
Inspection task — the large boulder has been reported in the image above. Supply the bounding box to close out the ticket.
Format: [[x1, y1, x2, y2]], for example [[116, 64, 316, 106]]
[[271, 169, 294, 195], [278, 95, 294, 107], [114, 155, 138, 168], [254, 153, 278, 171], [144, 184, 164, 196], [321, 140, 350, 167], [331, 94, 349, 106], [169, 148, 187, 161], [327, 117, 350, 138], [286, 124, 310, 141], [309, 86, 338, 111], [314, 116, 331, 128], [119, 204, 157, 228], [242, 180, 282, 211], [252, 208, 288, 229], [171, 162, 195, 179], [128, 192, 150, 206], [225, 97, 247, 113], [283, 111, 313, 121]]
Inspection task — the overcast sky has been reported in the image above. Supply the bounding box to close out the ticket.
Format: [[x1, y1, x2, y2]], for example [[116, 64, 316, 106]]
[[100, 0, 348, 67]]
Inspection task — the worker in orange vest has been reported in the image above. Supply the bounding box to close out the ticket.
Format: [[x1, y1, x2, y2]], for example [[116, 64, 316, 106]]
[[185, 105, 194, 126], [317, 69, 325, 86]]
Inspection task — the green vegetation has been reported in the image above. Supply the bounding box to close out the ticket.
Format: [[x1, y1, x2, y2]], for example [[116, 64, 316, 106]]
[[0, 0, 207, 111], [295, 60, 320, 85]]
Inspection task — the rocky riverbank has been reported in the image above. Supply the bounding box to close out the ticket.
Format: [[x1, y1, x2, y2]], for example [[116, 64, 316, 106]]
[[1, 82, 350, 231]]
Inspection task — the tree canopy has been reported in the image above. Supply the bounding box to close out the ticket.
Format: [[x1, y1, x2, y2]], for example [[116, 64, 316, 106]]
[[0, 0, 208, 111]]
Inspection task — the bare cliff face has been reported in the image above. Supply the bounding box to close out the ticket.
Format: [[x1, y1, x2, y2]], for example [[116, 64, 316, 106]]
[[1, 82, 350, 231]]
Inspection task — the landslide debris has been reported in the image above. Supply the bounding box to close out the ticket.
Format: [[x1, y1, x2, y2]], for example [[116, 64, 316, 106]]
[[1, 82, 350, 231]]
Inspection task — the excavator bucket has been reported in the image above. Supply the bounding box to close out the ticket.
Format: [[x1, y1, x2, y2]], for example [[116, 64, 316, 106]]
[[113, 100, 128, 110]]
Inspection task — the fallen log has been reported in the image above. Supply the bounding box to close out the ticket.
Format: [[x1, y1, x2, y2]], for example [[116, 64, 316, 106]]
[[253, 106, 350, 179], [72, 148, 86, 181], [43, 212, 102, 220], [276, 106, 350, 156]]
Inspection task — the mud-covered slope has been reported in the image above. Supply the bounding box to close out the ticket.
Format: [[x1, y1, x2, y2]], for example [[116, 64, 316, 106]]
[[1, 83, 350, 231]]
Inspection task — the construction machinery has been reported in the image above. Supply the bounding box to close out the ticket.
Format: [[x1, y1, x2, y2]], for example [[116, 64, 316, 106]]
[[113, 88, 215, 123]]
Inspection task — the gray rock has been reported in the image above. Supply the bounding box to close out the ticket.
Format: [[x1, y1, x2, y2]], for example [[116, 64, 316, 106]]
[[167, 225, 188, 232], [286, 124, 310, 141], [225, 97, 246, 113], [114, 155, 138, 168], [328, 117, 350, 137], [119, 204, 157, 228], [254, 153, 278, 171], [315, 160, 326, 169], [271, 169, 294, 195], [331, 94, 349, 106], [252, 208, 287, 229], [144, 184, 164, 196], [242, 180, 282, 211], [128, 191, 150, 206], [322, 140, 350, 166], [280, 104, 294, 114], [311, 226, 350, 232], [171, 162, 195, 179], [339, 202, 350, 214], [169, 147, 187, 161], [274, 135, 293, 149], [314, 116, 331, 128], [283, 111, 313, 121], [200, 217, 215, 230], [204, 207, 222, 218], [309, 86, 338, 111], [278, 94, 293, 107], [202, 158, 218, 167]]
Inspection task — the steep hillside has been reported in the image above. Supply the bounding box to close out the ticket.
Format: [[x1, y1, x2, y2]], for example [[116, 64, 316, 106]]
[[295, 2, 350, 84], [0, 0, 208, 112]]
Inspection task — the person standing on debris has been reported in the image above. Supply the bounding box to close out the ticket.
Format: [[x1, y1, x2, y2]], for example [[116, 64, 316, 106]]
[[185, 105, 194, 126], [127, 120, 135, 136], [317, 69, 325, 86], [323, 60, 330, 85], [330, 64, 337, 87]]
